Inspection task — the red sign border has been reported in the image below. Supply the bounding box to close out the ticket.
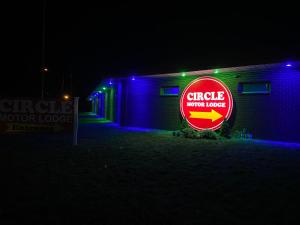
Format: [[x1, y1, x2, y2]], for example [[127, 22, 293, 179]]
[[180, 76, 233, 131]]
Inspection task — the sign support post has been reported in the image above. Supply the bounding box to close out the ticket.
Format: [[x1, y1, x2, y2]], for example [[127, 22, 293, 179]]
[[73, 97, 79, 146]]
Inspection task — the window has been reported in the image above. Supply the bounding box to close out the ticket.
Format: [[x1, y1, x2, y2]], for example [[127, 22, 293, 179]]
[[160, 86, 180, 96], [238, 82, 271, 94]]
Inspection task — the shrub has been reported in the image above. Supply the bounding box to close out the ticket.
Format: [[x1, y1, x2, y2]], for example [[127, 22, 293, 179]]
[[220, 119, 231, 138], [232, 128, 253, 139], [240, 128, 253, 139], [181, 117, 189, 130], [182, 127, 197, 138], [198, 129, 218, 140], [175, 120, 219, 140]]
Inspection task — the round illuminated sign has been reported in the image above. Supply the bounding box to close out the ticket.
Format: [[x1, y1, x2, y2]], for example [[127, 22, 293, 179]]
[[180, 76, 233, 131]]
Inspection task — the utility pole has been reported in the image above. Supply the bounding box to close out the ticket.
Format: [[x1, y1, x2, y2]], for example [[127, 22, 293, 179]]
[[61, 73, 65, 95], [70, 72, 73, 96], [41, 0, 47, 98]]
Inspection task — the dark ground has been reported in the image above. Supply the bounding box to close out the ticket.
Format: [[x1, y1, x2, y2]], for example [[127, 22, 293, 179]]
[[1, 121, 300, 225]]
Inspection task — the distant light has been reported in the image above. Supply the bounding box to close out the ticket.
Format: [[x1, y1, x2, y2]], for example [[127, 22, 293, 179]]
[[214, 69, 219, 74], [98, 91, 102, 93], [286, 63, 292, 67], [102, 87, 106, 90], [89, 98, 92, 101], [63, 94, 70, 100], [181, 72, 186, 77], [109, 80, 112, 85], [131, 76, 135, 81], [43, 68, 48, 72]]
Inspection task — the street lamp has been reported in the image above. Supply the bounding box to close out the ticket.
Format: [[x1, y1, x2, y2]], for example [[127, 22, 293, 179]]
[[63, 94, 70, 100]]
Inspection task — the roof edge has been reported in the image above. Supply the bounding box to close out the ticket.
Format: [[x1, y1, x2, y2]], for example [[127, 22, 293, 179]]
[[89, 61, 300, 95], [128, 61, 300, 79]]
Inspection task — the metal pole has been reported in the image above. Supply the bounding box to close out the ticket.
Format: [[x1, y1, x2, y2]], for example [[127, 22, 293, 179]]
[[70, 73, 73, 96], [41, 0, 47, 98], [73, 97, 79, 146]]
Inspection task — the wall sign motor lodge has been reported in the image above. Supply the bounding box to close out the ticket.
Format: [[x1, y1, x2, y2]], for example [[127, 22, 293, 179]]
[[180, 77, 233, 131]]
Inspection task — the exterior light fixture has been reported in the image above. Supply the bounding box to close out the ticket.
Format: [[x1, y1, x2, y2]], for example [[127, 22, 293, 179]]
[[63, 94, 70, 100]]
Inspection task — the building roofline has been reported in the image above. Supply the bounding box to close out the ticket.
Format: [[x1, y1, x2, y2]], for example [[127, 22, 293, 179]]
[[89, 61, 300, 96], [117, 61, 300, 79]]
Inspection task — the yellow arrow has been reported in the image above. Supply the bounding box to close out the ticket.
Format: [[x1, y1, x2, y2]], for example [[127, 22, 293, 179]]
[[189, 109, 223, 122]]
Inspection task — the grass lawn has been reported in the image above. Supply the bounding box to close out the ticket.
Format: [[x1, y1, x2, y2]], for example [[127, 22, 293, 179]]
[[1, 121, 300, 225]]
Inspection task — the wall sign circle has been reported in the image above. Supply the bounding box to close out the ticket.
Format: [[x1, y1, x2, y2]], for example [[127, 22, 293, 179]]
[[180, 76, 233, 131]]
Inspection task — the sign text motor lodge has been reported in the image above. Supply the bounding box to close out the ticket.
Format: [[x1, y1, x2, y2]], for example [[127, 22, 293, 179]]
[[180, 76, 233, 131], [0, 99, 73, 124], [0, 99, 74, 133]]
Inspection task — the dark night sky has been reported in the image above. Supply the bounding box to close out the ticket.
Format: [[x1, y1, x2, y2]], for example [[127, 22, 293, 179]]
[[2, 2, 300, 98]]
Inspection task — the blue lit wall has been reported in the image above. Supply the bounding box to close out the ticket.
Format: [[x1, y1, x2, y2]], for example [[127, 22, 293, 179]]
[[231, 67, 300, 142], [120, 77, 190, 130]]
